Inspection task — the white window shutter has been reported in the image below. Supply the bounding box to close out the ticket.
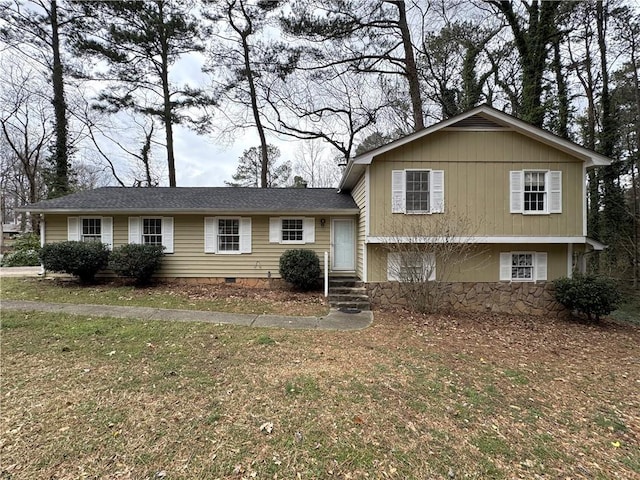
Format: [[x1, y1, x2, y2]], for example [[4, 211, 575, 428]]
[[549, 171, 562, 213], [425, 253, 436, 281], [162, 217, 174, 253], [535, 252, 548, 281], [101, 217, 113, 250], [240, 218, 252, 253], [303, 218, 315, 243], [128, 217, 141, 244], [391, 170, 406, 213], [204, 217, 217, 253], [67, 217, 79, 241], [510, 171, 523, 213], [500, 253, 512, 281], [269, 218, 280, 243], [430, 170, 445, 213], [387, 252, 401, 281]]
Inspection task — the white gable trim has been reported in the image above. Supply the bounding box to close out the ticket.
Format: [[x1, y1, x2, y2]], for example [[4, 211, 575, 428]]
[[340, 105, 611, 190]]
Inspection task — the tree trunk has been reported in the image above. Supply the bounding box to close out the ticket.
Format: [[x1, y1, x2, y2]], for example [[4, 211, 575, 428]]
[[493, 0, 559, 127], [238, 14, 269, 187], [552, 38, 569, 139], [388, 1, 424, 131], [49, 0, 70, 198], [158, 0, 177, 187]]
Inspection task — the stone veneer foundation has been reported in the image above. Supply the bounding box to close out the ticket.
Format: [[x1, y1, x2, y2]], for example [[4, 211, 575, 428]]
[[367, 281, 567, 316]]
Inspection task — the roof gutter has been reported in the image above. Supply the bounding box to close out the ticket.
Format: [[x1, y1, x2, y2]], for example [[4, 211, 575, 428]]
[[19, 208, 361, 216]]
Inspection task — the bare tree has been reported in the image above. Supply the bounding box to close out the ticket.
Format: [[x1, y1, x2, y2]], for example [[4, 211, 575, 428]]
[[381, 212, 483, 313], [293, 140, 342, 188], [0, 62, 52, 230], [1, 0, 77, 197]]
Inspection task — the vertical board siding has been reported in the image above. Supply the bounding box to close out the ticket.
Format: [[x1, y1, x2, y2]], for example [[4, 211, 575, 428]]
[[366, 243, 569, 283], [369, 130, 584, 238], [44, 214, 353, 279], [352, 173, 367, 280]]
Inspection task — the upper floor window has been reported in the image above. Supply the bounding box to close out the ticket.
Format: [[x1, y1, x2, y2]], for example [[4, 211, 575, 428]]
[[81, 218, 102, 242], [392, 169, 444, 214], [510, 170, 562, 214], [406, 170, 430, 213], [142, 218, 163, 245], [524, 171, 546, 212]]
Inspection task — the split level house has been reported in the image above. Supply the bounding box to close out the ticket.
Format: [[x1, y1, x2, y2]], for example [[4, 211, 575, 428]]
[[20, 106, 611, 314]]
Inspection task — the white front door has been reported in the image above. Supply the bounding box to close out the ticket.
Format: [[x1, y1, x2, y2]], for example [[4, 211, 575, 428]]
[[332, 218, 355, 271]]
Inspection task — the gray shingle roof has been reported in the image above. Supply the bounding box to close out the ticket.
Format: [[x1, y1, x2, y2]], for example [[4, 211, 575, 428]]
[[19, 187, 359, 214]]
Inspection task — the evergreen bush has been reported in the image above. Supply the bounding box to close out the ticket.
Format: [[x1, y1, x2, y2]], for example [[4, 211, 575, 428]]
[[279, 249, 321, 291], [39, 241, 110, 283], [553, 274, 622, 321], [109, 243, 164, 285], [0, 233, 41, 266]]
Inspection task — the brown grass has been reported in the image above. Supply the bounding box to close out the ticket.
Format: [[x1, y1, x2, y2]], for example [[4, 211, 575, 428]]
[[1, 308, 639, 479]]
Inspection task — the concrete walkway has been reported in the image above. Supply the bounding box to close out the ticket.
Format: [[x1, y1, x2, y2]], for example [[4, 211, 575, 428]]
[[1, 299, 373, 331]]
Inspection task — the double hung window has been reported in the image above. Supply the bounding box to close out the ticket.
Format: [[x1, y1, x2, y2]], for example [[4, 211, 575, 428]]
[[218, 219, 240, 252], [81, 218, 102, 242], [142, 218, 163, 245], [392, 169, 444, 214]]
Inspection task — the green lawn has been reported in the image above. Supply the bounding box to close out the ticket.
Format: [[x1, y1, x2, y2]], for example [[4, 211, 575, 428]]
[[1, 307, 638, 479]]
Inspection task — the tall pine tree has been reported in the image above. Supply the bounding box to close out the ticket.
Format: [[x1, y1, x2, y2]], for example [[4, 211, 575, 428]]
[[73, 0, 212, 187]]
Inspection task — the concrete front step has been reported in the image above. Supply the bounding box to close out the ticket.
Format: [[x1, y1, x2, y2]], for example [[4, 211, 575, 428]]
[[329, 286, 368, 295], [328, 277, 370, 310], [329, 278, 364, 288], [329, 293, 370, 302]]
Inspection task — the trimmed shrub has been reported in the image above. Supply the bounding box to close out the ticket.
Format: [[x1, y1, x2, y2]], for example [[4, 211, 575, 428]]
[[279, 249, 321, 291], [39, 241, 110, 283], [109, 243, 164, 285], [554, 274, 622, 321], [1, 233, 41, 266]]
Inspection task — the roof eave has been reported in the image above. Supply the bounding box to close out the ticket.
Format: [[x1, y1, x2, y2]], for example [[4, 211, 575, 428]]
[[21, 207, 360, 216]]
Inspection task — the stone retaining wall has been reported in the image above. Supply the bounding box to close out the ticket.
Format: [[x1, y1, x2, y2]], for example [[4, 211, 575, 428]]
[[367, 281, 567, 316]]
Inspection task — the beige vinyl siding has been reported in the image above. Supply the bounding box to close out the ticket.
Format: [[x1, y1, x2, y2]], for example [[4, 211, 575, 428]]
[[44, 214, 350, 279], [351, 172, 367, 280], [366, 243, 569, 283], [369, 130, 584, 237]]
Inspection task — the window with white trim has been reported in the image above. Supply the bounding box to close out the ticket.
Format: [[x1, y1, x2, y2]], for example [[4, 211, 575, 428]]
[[510, 170, 562, 214], [500, 252, 547, 282], [511, 253, 534, 280], [269, 217, 315, 244], [68, 216, 113, 250], [406, 170, 430, 212], [81, 218, 102, 242], [387, 252, 436, 282], [524, 171, 546, 212], [282, 218, 303, 242], [392, 169, 444, 214], [204, 217, 251, 254], [142, 218, 163, 245], [218, 218, 240, 252], [128, 217, 174, 253]]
